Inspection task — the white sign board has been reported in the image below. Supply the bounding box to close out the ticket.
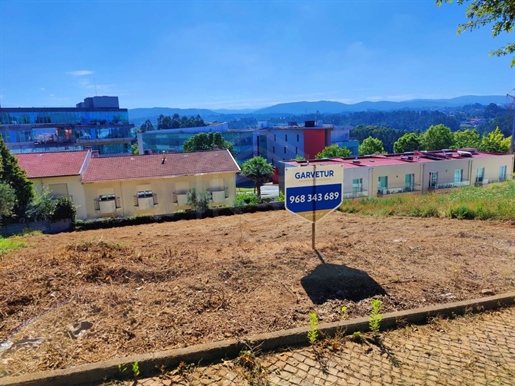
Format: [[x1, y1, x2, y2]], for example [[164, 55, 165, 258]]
[[285, 164, 344, 223]]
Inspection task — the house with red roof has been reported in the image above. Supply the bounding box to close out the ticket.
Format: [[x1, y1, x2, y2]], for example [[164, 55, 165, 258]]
[[16, 149, 241, 220], [16, 150, 91, 219], [280, 149, 514, 198], [81, 150, 240, 219]]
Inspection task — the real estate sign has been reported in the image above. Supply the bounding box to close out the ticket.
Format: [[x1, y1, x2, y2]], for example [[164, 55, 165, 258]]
[[285, 164, 344, 223]]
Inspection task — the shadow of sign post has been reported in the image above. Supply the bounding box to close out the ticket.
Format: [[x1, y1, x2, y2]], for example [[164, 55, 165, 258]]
[[301, 263, 387, 305]]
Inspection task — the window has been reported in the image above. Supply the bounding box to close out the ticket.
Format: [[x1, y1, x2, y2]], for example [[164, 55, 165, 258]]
[[297, 134, 299, 142], [48, 183, 69, 200], [405, 174, 414, 191], [135, 185, 157, 208], [272, 146, 275, 154], [378, 176, 388, 193], [94, 188, 120, 212], [285, 134, 288, 141], [429, 172, 438, 188], [500, 165, 507, 181], [284, 146, 286, 154], [454, 169, 463, 183], [137, 190, 153, 198], [295, 147, 298, 155], [274, 134, 276, 141], [476, 167, 485, 183], [353, 178, 363, 193], [175, 181, 190, 206]]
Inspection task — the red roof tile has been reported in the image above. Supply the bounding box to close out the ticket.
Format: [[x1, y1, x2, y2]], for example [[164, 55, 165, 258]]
[[82, 150, 240, 183], [15, 151, 89, 178]]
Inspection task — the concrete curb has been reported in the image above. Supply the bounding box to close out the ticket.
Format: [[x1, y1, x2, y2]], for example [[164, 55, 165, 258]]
[[2, 292, 515, 386]]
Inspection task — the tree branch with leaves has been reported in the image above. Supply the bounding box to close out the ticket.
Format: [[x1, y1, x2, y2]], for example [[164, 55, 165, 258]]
[[437, 0, 515, 66]]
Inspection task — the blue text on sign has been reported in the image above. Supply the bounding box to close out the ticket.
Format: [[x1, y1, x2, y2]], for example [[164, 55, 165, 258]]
[[294, 170, 334, 179]]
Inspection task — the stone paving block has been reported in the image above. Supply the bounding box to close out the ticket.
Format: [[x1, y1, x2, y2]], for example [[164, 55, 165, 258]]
[[117, 306, 515, 386]]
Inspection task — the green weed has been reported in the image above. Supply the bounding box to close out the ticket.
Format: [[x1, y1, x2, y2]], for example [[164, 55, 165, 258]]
[[132, 361, 140, 378], [307, 311, 319, 344], [369, 299, 383, 333]]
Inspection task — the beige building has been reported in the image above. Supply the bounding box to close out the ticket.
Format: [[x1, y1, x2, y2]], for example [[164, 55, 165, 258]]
[[281, 149, 514, 198], [16, 149, 241, 220], [16, 150, 91, 220]]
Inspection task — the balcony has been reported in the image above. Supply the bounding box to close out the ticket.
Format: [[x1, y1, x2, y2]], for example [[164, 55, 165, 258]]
[[343, 189, 369, 199], [94, 196, 121, 213], [173, 191, 189, 206], [377, 184, 422, 196], [208, 187, 229, 203], [428, 180, 471, 190], [134, 193, 158, 209]]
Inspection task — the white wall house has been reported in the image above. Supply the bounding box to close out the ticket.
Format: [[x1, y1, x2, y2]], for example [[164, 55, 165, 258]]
[[17, 149, 241, 220], [281, 149, 514, 198]]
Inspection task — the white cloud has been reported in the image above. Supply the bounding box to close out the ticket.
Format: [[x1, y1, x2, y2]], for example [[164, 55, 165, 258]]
[[66, 70, 94, 76], [40, 87, 46, 91]]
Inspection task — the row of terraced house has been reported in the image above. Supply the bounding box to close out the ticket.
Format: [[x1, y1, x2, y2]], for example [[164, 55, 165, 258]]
[[279, 149, 514, 198], [14, 147, 514, 222]]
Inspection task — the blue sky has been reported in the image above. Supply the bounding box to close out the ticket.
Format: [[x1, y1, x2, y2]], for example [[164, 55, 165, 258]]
[[1, 0, 514, 110]]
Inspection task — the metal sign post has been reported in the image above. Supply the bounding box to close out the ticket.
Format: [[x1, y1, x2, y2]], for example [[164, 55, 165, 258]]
[[285, 164, 344, 249]]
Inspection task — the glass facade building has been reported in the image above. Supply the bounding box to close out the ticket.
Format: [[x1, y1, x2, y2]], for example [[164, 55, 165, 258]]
[[138, 124, 256, 164], [0, 96, 134, 155]]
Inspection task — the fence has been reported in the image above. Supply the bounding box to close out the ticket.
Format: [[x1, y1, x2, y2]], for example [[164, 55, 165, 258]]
[[0, 219, 71, 238]]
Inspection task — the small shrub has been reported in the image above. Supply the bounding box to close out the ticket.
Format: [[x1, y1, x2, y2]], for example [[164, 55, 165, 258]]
[[449, 205, 475, 220], [421, 205, 439, 218], [186, 189, 211, 213], [52, 196, 76, 223], [307, 311, 319, 344], [369, 298, 383, 333], [26, 188, 55, 221]]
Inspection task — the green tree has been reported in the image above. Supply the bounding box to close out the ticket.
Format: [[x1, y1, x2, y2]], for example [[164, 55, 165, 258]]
[[393, 132, 422, 153], [437, 0, 515, 66], [0, 137, 34, 223], [139, 119, 154, 133], [315, 144, 352, 159], [359, 137, 386, 156], [157, 114, 207, 130], [479, 127, 510, 153], [26, 188, 55, 221], [131, 143, 139, 155], [421, 124, 455, 150], [183, 132, 235, 155], [453, 129, 481, 149], [0, 182, 16, 224], [241, 156, 274, 198], [186, 188, 211, 213]]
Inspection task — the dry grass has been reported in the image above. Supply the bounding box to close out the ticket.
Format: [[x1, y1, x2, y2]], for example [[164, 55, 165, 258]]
[[1, 210, 515, 377]]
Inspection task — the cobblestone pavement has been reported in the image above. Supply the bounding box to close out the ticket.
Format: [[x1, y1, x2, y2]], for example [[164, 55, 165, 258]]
[[110, 306, 515, 385]]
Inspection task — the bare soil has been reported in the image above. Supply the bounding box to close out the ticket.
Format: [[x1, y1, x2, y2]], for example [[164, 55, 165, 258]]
[[1, 210, 515, 377]]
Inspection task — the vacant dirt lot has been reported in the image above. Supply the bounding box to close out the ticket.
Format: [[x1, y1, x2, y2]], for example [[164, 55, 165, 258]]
[[1, 210, 515, 377]]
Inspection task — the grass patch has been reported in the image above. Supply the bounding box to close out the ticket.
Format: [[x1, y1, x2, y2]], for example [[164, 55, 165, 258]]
[[339, 180, 515, 220], [0, 236, 26, 254]]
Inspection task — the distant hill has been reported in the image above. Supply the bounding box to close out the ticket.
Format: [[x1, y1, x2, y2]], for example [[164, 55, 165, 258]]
[[254, 96, 508, 115], [128, 96, 509, 125]]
